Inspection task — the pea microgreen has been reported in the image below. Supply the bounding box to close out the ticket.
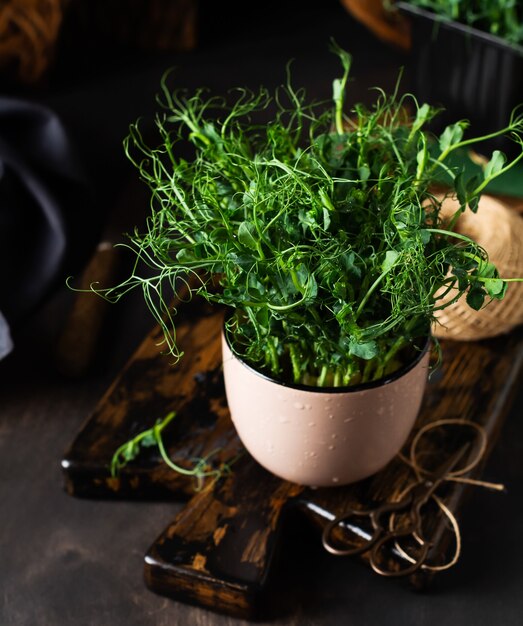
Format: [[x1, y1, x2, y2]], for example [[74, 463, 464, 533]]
[[110, 411, 235, 490], [398, 0, 523, 45], [91, 42, 523, 388]]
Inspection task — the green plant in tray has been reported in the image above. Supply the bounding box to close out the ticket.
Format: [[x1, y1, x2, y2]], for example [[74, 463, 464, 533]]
[[95, 42, 523, 395], [396, 0, 523, 45]]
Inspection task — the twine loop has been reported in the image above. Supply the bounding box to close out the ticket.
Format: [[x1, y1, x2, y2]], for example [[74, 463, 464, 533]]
[[394, 418, 505, 572]]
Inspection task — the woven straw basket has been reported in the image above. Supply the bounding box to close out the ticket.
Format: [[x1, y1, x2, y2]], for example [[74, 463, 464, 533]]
[[432, 194, 523, 341]]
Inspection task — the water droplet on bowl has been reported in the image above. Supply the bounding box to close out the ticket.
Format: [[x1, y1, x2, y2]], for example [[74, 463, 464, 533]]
[[332, 476, 339, 483], [294, 402, 305, 410]]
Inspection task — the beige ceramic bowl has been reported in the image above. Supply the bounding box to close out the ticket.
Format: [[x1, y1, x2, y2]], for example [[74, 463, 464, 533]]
[[222, 333, 430, 487]]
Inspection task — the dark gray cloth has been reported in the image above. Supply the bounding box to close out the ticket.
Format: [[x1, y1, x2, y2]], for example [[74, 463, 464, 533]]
[[0, 97, 101, 355], [0, 310, 13, 359]]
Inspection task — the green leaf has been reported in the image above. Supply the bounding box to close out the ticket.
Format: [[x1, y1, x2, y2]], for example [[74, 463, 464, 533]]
[[454, 171, 467, 206], [122, 441, 140, 462], [210, 227, 229, 243], [416, 143, 427, 172], [322, 207, 331, 230], [358, 165, 370, 181], [468, 196, 480, 213], [484, 278, 504, 297], [413, 103, 431, 129], [274, 273, 296, 298], [176, 249, 196, 263], [349, 338, 378, 360], [248, 274, 266, 296], [451, 267, 468, 291], [332, 41, 351, 72], [419, 229, 431, 244], [465, 173, 481, 192], [193, 231, 208, 243], [477, 261, 497, 278], [319, 187, 335, 212], [202, 122, 222, 144], [439, 122, 465, 153], [295, 263, 310, 290], [484, 150, 506, 179], [298, 209, 317, 231], [340, 251, 361, 277], [227, 252, 254, 270], [305, 273, 318, 301], [466, 287, 485, 310], [333, 280, 347, 299], [140, 431, 158, 448], [382, 250, 399, 272], [238, 221, 258, 250]]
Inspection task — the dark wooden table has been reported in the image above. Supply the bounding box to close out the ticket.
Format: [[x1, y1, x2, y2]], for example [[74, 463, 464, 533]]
[[1, 249, 523, 626], [1, 3, 523, 624]]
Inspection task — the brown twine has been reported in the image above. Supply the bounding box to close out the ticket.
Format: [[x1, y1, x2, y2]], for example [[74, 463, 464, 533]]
[[432, 194, 523, 341], [0, 0, 67, 83], [393, 418, 505, 572]]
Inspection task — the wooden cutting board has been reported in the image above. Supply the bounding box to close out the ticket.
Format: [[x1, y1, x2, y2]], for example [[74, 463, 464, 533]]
[[62, 295, 523, 619]]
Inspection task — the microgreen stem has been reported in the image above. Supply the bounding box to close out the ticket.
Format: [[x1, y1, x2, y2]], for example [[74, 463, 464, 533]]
[[354, 264, 396, 321], [109, 411, 231, 492]]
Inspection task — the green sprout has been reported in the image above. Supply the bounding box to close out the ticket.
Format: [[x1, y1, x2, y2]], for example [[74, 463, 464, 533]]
[[88, 43, 523, 388], [110, 411, 235, 492]]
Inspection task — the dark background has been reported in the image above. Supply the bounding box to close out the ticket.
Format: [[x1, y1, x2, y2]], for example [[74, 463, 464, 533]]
[[1, 2, 522, 625]]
